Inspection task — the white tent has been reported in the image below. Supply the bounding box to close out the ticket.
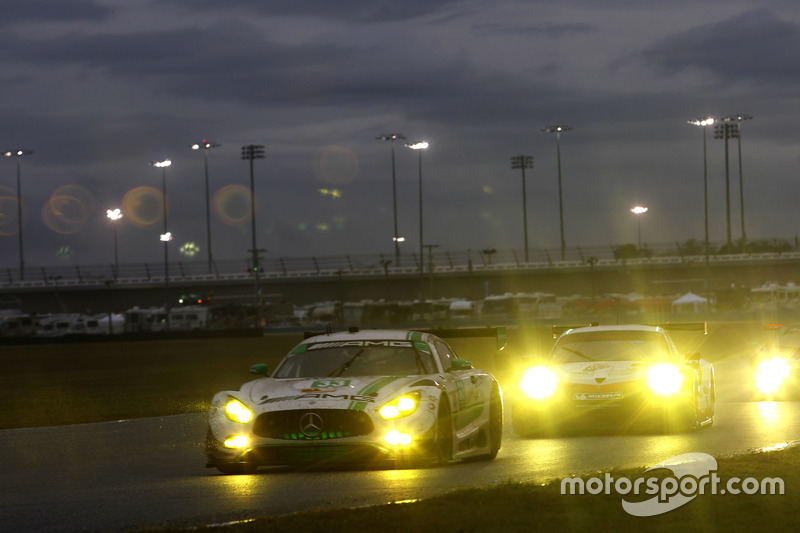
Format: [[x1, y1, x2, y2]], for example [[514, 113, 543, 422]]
[[671, 292, 708, 313]]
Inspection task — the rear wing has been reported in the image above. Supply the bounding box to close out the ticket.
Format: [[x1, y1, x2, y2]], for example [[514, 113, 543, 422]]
[[552, 323, 599, 338], [551, 321, 707, 339], [417, 326, 507, 351], [652, 322, 707, 334]]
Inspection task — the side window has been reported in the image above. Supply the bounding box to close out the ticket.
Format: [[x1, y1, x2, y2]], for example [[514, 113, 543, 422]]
[[434, 340, 457, 370]]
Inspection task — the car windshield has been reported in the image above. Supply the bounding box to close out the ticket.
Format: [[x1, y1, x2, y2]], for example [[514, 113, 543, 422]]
[[273, 343, 437, 378], [549, 330, 671, 363]]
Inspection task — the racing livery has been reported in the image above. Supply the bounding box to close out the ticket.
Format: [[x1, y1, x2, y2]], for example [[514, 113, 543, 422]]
[[206, 329, 503, 474], [512, 323, 715, 436], [751, 323, 800, 399]]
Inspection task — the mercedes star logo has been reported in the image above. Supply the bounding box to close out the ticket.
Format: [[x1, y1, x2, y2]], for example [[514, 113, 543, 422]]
[[299, 412, 324, 438]]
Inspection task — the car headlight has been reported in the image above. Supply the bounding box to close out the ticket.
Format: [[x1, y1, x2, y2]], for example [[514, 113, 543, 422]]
[[223, 435, 249, 449], [225, 398, 253, 423], [520, 366, 558, 399], [647, 363, 684, 396], [755, 357, 791, 394], [379, 391, 420, 420]]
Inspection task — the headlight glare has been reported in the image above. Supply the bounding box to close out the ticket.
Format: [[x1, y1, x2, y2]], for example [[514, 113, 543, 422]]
[[648, 363, 683, 396], [225, 398, 253, 423], [384, 430, 413, 446], [379, 392, 420, 420], [755, 357, 791, 394], [223, 435, 249, 449], [520, 366, 558, 399]]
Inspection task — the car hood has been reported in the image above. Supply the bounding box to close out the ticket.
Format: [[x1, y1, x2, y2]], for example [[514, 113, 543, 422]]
[[242, 375, 424, 410], [555, 361, 651, 385]]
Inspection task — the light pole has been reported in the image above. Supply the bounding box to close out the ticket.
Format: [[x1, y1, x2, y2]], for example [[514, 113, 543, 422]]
[[542, 126, 571, 261], [191, 139, 220, 274], [242, 144, 265, 328], [405, 141, 428, 311], [722, 114, 753, 246], [106, 208, 123, 279], [688, 117, 715, 263], [150, 158, 172, 330], [714, 120, 739, 249], [377, 133, 405, 266], [510, 155, 534, 262], [631, 205, 648, 250], [3, 148, 33, 280]]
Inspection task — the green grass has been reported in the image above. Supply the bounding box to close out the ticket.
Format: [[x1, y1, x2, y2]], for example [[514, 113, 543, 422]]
[[0, 336, 301, 429]]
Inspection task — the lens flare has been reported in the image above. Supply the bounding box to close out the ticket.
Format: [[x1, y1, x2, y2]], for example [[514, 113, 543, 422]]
[[180, 242, 201, 257], [314, 145, 358, 186], [40, 185, 95, 235], [213, 184, 251, 226], [122, 186, 164, 228]]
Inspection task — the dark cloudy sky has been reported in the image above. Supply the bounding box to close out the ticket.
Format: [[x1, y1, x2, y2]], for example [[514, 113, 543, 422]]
[[2, 0, 800, 271]]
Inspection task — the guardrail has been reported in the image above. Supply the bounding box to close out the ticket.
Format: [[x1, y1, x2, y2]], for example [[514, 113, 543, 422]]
[[3, 246, 800, 291]]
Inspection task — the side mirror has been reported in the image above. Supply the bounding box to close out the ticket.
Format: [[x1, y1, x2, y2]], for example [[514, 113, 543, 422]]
[[249, 363, 270, 376], [451, 359, 473, 371]]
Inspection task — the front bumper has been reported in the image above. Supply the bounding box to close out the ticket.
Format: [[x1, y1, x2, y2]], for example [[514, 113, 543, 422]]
[[206, 406, 439, 470], [512, 384, 696, 431]]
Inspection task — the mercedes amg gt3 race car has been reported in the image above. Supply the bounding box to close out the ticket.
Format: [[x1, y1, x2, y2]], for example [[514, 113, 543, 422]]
[[206, 328, 504, 474], [512, 323, 715, 436], [751, 323, 800, 400]]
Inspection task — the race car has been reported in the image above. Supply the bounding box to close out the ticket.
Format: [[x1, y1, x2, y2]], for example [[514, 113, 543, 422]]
[[751, 323, 800, 400], [206, 328, 504, 474], [511, 323, 715, 436]]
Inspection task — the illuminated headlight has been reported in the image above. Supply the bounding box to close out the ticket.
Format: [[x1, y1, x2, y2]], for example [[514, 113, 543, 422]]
[[223, 435, 249, 449], [755, 357, 791, 395], [384, 430, 413, 446], [225, 398, 253, 423], [520, 366, 558, 399], [379, 391, 420, 420], [648, 363, 683, 396]]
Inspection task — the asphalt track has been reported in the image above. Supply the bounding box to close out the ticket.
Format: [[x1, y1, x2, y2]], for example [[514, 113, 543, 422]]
[[2, 356, 798, 532]]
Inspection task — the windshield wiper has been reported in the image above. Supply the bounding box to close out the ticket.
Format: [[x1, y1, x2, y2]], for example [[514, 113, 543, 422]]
[[561, 346, 597, 362], [328, 349, 365, 377]]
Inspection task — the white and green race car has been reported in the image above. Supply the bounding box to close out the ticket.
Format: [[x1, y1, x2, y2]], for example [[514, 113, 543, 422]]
[[206, 328, 504, 474]]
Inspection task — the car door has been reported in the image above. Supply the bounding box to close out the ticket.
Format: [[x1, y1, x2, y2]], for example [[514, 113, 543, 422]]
[[433, 339, 483, 435]]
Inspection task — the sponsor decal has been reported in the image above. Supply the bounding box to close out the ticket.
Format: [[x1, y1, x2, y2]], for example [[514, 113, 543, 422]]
[[583, 363, 612, 372], [307, 340, 414, 350], [573, 391, 624, 400], [310, 379, 351, 388], [258, 393, 376, 405]]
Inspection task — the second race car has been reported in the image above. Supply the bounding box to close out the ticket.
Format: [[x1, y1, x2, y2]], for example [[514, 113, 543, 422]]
[[512, 323, 715, 436], [751, 323, 800, 400]]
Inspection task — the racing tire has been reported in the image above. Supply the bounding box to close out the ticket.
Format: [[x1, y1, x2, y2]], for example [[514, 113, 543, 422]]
[[429, 396, 453, 465], [702, 375, 716, 429], [468, 386, 503, 461]]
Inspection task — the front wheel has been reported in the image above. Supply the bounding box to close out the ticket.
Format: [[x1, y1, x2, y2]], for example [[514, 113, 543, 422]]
[[429, 397, 453, 465]]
